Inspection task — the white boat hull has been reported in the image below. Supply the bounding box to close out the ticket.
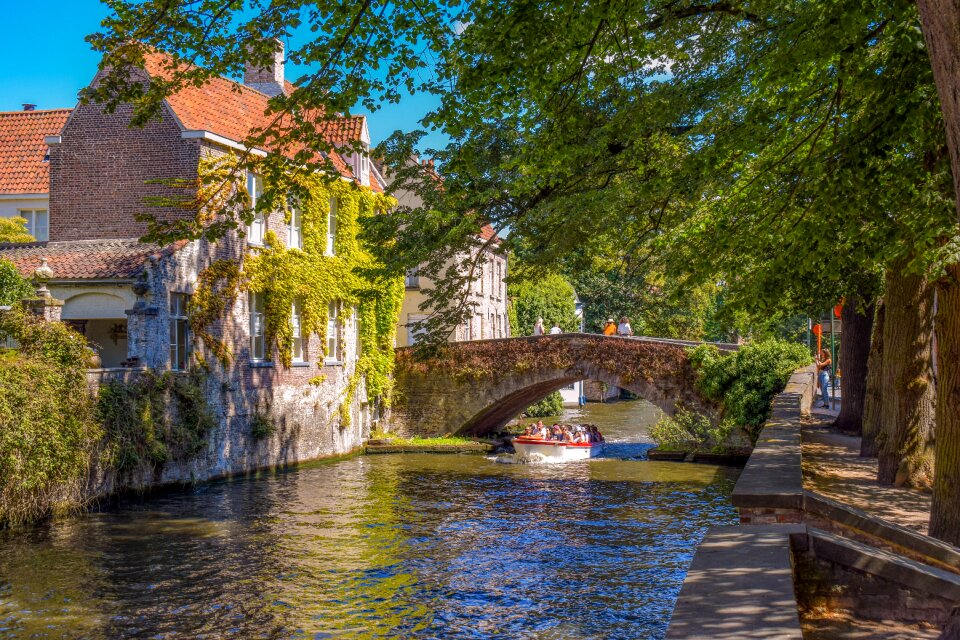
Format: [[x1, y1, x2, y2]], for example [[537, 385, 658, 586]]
[[512, 438, 604, 461]]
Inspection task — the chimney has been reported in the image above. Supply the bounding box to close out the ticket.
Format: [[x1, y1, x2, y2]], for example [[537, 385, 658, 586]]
[[244, 39, 285, 97], [22, 103, 36, 112]]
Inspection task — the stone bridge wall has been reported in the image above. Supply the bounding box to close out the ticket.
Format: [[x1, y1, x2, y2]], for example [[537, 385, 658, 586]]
[[391, 334, 730, 436]]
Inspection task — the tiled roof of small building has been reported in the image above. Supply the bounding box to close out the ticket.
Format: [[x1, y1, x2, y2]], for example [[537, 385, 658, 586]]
[[478, 224, 501, 243], [141, 52, 366, 181], [0, 238, 187, 280], [0, 109, 71, 194]]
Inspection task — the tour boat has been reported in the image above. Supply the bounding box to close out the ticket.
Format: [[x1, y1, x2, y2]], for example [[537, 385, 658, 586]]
[[511, 437, 604, 462]]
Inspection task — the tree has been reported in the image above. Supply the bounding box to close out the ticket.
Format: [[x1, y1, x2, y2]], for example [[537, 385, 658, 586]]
[[835, 294, 875, 435], [0, 259, 33, 306], [508, 272, 580, 335], [877, 263, 936, 488], [916, 0, 960, 545], [861, 301, 886, 457], [0, 217, 35, 244]]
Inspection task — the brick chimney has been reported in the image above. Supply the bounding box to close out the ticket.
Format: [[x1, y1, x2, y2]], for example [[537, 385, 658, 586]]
[[244, 39, 285, 97]]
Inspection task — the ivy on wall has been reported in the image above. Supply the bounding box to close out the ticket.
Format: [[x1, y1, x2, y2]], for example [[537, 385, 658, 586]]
[[189, 157, 405, 406]]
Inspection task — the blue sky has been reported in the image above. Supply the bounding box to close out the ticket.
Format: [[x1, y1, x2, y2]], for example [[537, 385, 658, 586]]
[[0, 0, 446, 151]]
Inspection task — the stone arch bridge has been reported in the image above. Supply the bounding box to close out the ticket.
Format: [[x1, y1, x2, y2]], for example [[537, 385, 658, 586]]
[[391, 334, 736, 437]]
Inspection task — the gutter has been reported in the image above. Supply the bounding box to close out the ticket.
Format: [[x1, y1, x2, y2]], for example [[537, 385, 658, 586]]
[[181, 130, 268, 157]]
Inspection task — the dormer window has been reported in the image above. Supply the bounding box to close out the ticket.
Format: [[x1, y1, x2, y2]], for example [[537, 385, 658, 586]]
[[247, 172, 265, 246], [326, 197, 337, 256]]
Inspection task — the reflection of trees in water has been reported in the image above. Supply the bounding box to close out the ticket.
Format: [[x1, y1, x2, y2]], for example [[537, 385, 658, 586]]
[[0, 452, 739, 639]]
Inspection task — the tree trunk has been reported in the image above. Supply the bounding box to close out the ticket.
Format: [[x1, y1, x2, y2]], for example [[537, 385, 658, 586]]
[[835, 294, 875, 434], [861, 301, 885, 457], [917, 1, 960, 216], [931, 267, 960, 544], [877, 263, 936, 488]]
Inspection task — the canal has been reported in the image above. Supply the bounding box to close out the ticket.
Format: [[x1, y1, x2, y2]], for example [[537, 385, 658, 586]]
[[0, 399, 740, 639]]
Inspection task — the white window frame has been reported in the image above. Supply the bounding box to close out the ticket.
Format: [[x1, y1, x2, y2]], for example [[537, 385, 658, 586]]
[[405, 266, 420, 289], [16, 209, 48, 241], [326, 301, 340, 364], [291, 298, 305, 363], [353, 306, 361, 357], [408, 314, 429, 346], [169, 292, 191, 371], [326, 197, 337, 256], [250, 292, 268, 362], [247, 172, 265, 246], [288, 202, 302, 250]]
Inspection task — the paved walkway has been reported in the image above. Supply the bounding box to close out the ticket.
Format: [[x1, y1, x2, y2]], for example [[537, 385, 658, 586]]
[[801, 409, 931, 534]]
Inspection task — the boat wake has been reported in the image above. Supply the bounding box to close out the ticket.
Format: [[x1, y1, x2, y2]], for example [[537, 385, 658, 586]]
[[489, 452, 571, 465]]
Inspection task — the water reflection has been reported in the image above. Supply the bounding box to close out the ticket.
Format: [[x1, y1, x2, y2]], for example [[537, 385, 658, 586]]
[[0, 401, 737, 639]]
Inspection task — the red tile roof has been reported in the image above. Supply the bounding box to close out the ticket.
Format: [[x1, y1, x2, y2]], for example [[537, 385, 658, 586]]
[[479, 224, 501, 243], [318, 115, 366, 145], [0, 238, 187, 280], [140, 52, 365, 180], [0, 109, 71, 194]]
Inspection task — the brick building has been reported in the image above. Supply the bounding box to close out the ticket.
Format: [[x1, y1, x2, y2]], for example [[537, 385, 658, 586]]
[[382, 156, 510, 347], [0, 42, 397, 480]]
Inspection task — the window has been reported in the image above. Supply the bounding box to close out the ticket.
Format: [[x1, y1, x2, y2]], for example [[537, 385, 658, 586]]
[[479, 264, 484, 294], [247, 173, 265, 245], [408, 314, 429, 345], [405, 266, 420, 289], [326, 197, 337, 256], [17, 209, 48, 241], [464, 316, 473, 341], [353, 307, 361, 356], [326, 301, 340, 362], [288, 203, 302, 249], [291, 298, 304, 362], [169, 292, 190, 371], [250, 292, 267, 361]]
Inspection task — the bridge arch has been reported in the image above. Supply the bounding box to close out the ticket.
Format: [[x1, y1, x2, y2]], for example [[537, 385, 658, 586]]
[[392, 334, 725, 437]]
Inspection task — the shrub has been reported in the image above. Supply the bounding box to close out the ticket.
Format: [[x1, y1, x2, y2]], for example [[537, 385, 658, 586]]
[[0, 309, 101, 527], [650, 409, 737, 453], [688, 339, 811, 433], [0, 259, 33, 306], [250, 412, 275, 440], [508, 273, 580, 335], [523, 390, 564, 418], [97, 370, 214, 475]]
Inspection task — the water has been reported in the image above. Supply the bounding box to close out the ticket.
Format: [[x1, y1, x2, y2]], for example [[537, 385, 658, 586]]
[[0, 400, 739, 640]]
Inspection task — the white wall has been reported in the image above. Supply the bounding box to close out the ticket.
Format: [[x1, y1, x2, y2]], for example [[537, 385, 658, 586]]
[[0, 195, 49, 240]]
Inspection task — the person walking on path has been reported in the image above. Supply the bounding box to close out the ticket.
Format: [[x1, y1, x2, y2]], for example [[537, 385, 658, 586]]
[[549, 322, 563, 335], [816, 348, 832, 408], [602, 318, 617, 336], [617, 316, 633, 337], [533, 317, 545, 336]]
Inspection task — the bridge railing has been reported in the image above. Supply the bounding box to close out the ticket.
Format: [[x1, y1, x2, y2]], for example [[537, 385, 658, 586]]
[[396, 332, 740, 352]]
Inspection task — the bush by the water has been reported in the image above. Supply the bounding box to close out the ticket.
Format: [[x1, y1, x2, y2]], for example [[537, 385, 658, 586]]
[[97, 369, 215, 475], [650, 408, 734, 452], [688, 339, 811, 433], [0, 309, 102, 527], [523, 391, 564, 418]]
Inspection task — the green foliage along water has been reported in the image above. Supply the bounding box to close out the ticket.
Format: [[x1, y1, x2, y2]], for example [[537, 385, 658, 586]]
[[650, 339, 811, 452], [521, 390, 564, 418], [0, 309, 102, 527]]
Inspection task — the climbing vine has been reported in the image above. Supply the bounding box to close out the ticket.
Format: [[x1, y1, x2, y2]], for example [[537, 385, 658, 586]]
[[189, 156, 404, 406]]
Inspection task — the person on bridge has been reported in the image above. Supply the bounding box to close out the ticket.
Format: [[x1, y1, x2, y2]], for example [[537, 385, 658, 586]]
[[533, 317, 545, 336], [549, 322, 563, 334], [617, 316, 634, 337], [602, 318, 617, 336], [816, 348, 832, 408]]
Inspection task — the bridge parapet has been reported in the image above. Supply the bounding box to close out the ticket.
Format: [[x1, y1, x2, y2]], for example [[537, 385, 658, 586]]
[[391, 333, 722, 436]]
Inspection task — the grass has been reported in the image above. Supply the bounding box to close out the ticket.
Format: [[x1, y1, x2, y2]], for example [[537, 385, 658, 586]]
[[368, 431, 484, 446]]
